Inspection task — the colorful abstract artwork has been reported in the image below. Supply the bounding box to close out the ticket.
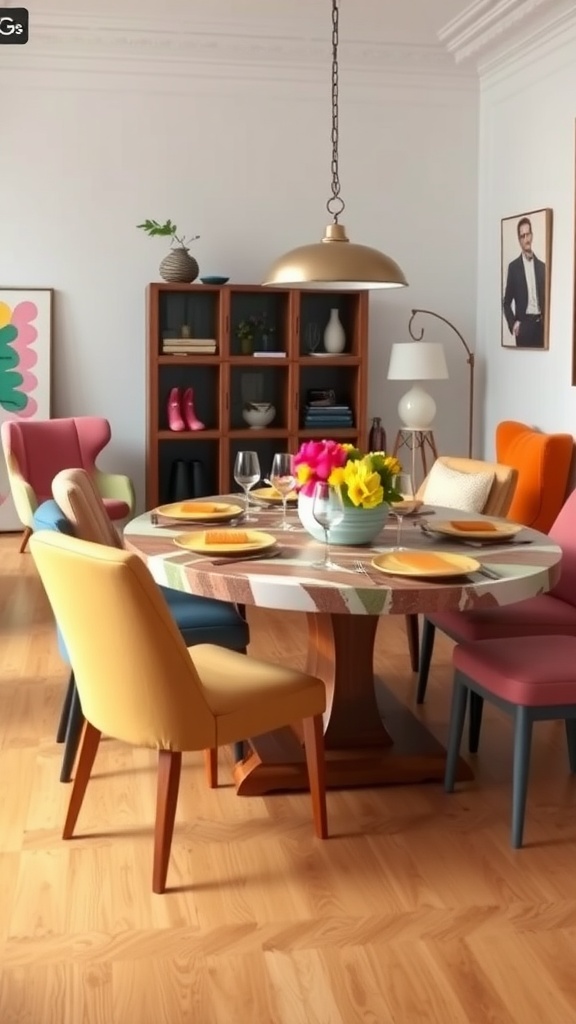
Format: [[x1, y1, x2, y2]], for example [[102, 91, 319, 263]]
[[0, 288, 52, 531]]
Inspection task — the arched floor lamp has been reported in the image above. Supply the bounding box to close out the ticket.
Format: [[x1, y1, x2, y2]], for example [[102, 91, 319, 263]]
[[408, 309, 476, 459]]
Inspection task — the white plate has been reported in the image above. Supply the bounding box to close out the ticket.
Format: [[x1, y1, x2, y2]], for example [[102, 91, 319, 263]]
[[371, 550, 480, 578], [426, 519, 523, 541], [155, 501, 243, 523], [251, 486, 298, 505]]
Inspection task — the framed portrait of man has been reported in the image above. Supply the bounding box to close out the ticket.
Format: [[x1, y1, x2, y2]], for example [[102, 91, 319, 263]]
[[501, 207, 553, 350]]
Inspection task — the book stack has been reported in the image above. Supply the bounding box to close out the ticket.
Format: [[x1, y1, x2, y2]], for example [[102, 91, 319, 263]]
[[162, 337, 217, 355], [303, 397, 353, 429]]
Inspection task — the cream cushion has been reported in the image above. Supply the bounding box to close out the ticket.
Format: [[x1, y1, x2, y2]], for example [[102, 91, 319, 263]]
[[422, 460, 495, 512]]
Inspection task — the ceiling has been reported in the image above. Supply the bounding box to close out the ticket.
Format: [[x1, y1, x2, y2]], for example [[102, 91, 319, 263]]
[[17, 1, 573, 74], [27, 1, 469, 46]]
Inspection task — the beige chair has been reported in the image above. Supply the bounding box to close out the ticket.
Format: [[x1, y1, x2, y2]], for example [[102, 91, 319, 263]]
[[405, 456, 519, 673], [30, 531, 328, 894], [416, 456, 518, 518]]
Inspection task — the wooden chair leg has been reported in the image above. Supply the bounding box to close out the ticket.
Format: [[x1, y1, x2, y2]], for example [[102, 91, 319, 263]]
[[19, 526, 33, 554], [405, 614, 420, 673], [62, 721, 101, 839], [565, 719, 576, 773], [60, 684, 85, 783], [416, 618, 436, 704], [511, 707, 533, 849], [302, 714, 328, 839], [56, 671, 75, 743], [153, 750, 182, 894], [204, 747, 218, 788], [444, 676, 468, 792]]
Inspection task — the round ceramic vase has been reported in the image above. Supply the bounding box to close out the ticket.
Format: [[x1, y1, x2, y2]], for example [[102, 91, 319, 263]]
[[297, 493, 388, 545]]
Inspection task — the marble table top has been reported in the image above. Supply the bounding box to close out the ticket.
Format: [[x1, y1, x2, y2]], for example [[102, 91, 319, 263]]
[[124, 500, 562, 617]]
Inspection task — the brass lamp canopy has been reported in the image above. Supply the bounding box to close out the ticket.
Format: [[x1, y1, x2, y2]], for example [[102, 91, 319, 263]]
[[263, 223, 408, 290], [262, 2, 408, 292]]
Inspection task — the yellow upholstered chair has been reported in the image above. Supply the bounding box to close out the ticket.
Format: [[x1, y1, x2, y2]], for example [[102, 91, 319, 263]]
[[51, 466, 250, 787], [404, 456, 518, 672], [496, 420, 573, 533], [30, 531, 328, 894]]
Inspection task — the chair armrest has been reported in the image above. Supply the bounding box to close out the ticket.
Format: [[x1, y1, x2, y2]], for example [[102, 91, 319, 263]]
[[94, 470, 136, 514], [4, 453, 38, 528]]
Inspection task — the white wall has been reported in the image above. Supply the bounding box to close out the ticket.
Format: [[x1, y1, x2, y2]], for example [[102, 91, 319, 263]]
[[0, 34, 478, 507], [476, 16, 576, 458]]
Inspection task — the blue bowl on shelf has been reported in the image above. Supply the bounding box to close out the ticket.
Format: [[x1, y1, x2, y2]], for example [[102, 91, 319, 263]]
[[200, 275, 230, 285]]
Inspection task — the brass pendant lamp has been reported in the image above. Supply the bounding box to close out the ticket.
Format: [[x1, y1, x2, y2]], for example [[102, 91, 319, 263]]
[[263, 0, 408, 291]]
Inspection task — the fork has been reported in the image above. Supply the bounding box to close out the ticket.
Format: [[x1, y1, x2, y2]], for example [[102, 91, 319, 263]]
[[354, 560, 369, 576]]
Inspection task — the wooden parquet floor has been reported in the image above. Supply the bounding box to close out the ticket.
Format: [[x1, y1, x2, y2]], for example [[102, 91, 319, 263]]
[[2, 531, 576, 1023]]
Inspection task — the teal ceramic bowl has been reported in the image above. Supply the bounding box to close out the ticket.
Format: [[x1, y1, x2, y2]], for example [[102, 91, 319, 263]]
[[200, 276, 230, 285], [298, 494, 389, 545]]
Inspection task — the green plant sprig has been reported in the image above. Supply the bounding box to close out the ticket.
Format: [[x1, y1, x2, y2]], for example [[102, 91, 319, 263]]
[[137, 218, 200, 249]]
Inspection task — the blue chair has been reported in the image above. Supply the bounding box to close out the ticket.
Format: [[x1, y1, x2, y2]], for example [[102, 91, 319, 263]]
[[33, 500, 249, 782]]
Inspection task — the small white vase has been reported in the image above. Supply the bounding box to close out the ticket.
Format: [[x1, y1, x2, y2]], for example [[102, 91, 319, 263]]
[[323, 308, 345, 354]]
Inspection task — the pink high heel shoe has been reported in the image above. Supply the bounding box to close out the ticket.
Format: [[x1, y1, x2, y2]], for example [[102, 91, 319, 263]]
[[167, 387, 185, 432], [182, 387, 205, 431]]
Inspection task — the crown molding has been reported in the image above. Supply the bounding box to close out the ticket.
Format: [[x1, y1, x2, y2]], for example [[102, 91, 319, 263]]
[[439, 0, 576, 69], [8, 11, 475, 80]]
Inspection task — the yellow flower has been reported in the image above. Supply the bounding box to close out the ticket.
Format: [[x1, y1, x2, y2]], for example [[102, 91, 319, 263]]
[[328, 466, 346, 487], [296, 464, 313, 485], [383, 455, 401, 475], [344, 459, 384, 508]]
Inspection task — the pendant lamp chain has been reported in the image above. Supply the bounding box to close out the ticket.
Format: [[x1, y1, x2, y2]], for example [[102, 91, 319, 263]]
[[261, 0, 408, 290], [328, 0, 345, 224]]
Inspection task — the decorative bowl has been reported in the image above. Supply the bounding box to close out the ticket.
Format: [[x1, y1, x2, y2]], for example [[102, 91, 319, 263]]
[[242, 402, 276, 429], [297, 493, 389, 545], [200, 275, 230, 285]]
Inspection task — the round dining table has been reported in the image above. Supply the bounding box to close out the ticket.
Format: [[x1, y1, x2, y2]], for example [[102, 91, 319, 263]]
[[124, 499, 562, 796]]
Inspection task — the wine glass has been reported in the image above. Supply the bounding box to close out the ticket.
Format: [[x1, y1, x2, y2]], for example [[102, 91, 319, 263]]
[[311, 481, 345, 569], [269, 452, 296, 531], [234, 450, 261, 522], [304, 322, 321, 354], [391, 472, 416, 550]]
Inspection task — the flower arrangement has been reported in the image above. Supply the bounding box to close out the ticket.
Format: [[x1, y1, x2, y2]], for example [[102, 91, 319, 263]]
[[293, 439, 403, 509]]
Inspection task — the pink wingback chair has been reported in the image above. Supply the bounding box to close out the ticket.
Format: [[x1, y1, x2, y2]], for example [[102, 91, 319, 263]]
[[1, 417, 135, 552]]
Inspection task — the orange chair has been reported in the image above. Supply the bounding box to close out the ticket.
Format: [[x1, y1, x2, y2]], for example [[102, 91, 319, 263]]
[[496, 420, 573, 533]]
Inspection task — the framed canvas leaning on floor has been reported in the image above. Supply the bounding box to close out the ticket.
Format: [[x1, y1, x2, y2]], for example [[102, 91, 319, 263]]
[[501, 208, 552, 350], [0, 288, 53, 531]]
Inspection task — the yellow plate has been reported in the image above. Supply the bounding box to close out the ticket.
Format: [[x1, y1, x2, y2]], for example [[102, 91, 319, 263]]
[[173, 529, 277, 557], [371, 550, 480, 578], [427, 519, 522, 541], [390, 499, 425, 516], [155, 501, 243, 522], [251, 486, 298, 505]]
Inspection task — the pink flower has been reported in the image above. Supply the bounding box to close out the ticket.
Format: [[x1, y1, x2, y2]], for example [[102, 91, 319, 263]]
[[293, 439, 348, 496]]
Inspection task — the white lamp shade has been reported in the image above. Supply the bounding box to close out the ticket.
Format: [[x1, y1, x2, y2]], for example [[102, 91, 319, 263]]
[[387, 341, 449, 381]]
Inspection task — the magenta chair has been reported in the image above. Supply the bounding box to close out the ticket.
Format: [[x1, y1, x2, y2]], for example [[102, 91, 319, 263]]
[[416, 488, 576, 751], [1, 417, 135, 552]]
